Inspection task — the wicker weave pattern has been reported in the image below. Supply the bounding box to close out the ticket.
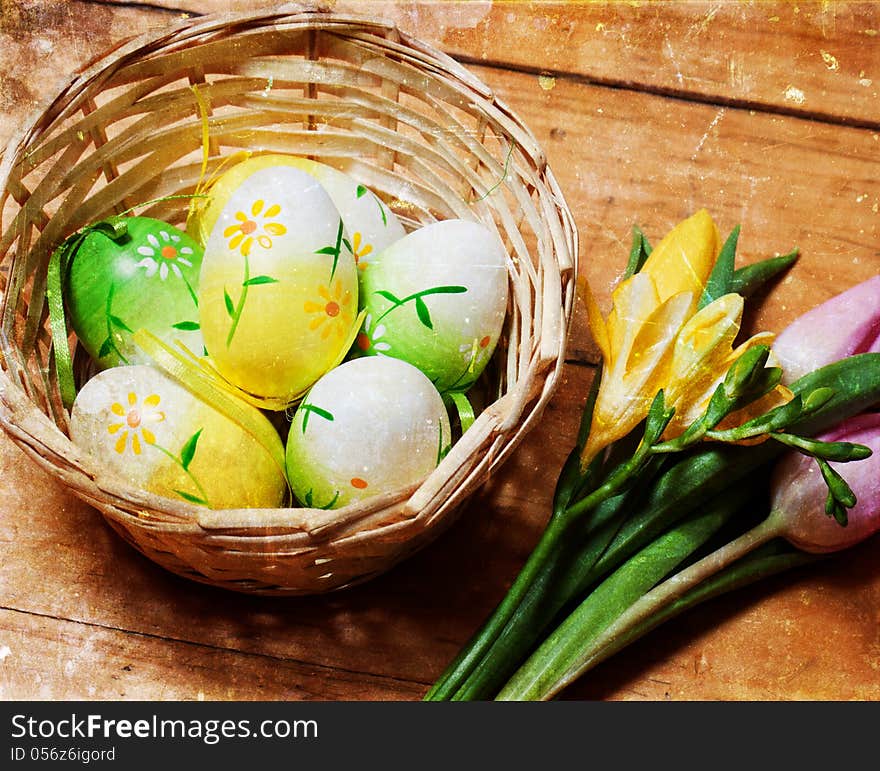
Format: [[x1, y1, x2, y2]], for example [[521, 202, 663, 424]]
[[0, 9, 576, 595]]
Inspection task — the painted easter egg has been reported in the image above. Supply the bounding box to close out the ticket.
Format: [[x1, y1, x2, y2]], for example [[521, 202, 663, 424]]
[[356, 219, 509, 393], [69, 365, 287, 509], [64, 216, 204, 369], [270, 156, 406, 273], [191, 156, 359, 402], [189, 154, 405, 273], [285, 356, 451, 509]]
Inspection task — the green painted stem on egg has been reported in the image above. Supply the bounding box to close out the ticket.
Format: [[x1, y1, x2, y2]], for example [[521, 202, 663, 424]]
[[181, 272, 199, 309], [149, 441, 211, 507], [226, 253, 250, 348], [374, 285, 468, 330], [100, 283, 131, 364]]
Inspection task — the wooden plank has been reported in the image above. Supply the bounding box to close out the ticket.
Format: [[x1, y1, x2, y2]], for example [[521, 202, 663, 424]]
[[0, 608, 424, 699], [124, 0, 880, 125], [4, 1, 878, 154]]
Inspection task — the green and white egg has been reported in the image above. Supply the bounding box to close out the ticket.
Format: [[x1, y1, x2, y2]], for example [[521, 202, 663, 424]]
[[64, 216, 204, 368], [70, 365, 287, 509], [285, 356, 451, 509], [190, 155, 359, 402], [356, 219, 509, 393]]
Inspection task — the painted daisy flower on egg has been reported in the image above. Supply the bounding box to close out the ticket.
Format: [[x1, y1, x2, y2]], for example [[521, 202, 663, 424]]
[[135, 230, 194, 280], [356, 313, 391, 355], [304, 278, 355, 341], [107, 391, 165, 456], [350, 232, 373, 270], [223, 199, 287, 256]]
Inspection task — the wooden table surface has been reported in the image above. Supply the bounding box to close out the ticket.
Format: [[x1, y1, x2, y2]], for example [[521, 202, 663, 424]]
[[1, 0, 879, 701]]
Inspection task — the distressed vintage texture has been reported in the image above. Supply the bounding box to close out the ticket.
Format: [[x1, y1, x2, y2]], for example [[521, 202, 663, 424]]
[[1, 0, 879, 701]]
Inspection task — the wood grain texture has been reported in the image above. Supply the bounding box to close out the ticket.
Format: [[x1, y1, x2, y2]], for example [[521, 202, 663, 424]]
[[1, 0, 879, 701]]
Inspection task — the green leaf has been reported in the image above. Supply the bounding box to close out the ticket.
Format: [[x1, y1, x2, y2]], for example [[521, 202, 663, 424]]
[[108, 314, 133, 333], [731, 249, 798, 298], [174, 489, 208, 505], [423, 285, 468, 295], [98, 337, 113, 359], [224, 289, 235, 318], [172, 321, 200, 331], [306, 405, 334, 422], [375, 289, 401, 304], [320, 490, 341, 510], [356, 184, 367, 199], [243, 275, 279, 286], [300, 403, 334, 434], [91, 217, 130, 242], [179, 429, 203, 471], [315, 246, 337, 255], [415, 296, 433, 329], [699, 225, 740, 309], [623, 226, 651, 278], [643, 390, 674, 445]]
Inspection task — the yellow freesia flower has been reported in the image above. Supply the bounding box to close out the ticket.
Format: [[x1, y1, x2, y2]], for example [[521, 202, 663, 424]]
[[580, 209, 790, 470]]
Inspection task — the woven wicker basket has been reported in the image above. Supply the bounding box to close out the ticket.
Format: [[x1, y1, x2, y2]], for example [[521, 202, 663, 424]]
[[0, 8, 576, 595]]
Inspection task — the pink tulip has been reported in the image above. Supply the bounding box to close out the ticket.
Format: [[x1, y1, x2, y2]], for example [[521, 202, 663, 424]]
[[773, 275, 880, 384], [770, 411, 880, 553]]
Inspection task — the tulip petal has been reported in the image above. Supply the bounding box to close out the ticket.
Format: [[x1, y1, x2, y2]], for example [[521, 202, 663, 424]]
[[640, 209, 721, 305], [774, 275, 880, 384], [773, 412, 880, 553]]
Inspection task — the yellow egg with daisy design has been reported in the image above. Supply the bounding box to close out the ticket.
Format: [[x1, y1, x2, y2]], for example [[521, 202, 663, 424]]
[[190, 155, 359, 404], [69, 365, 287, 509], [270, 156, 406, 274]]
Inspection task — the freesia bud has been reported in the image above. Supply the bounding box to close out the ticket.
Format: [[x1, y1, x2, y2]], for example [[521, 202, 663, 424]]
[[771, 412, 880, 553], [774, 275, 880, 384]]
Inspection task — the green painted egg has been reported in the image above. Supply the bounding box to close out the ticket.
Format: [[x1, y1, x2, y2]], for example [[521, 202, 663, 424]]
[[190, 156, 359, 402], [356, 219, 509, 393], [65, 216, 204, 368], [70, 365, 287, 509], [285, 356, 451, 509]]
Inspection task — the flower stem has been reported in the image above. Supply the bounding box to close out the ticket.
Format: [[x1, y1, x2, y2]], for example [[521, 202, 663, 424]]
[[447, 457, 667, 701], [565, 540, 822, 683], [497, 510, 784, 701], [425, 443, 652, 701]]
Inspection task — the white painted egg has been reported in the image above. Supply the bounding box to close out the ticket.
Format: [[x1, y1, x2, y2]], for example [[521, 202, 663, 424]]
[[70, 365, 287, 509], [285, 356, 451, 509], [356, 219, 509, 393]]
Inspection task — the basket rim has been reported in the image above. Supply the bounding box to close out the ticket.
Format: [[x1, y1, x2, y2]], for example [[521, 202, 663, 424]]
[[0, 6, 578, 553]]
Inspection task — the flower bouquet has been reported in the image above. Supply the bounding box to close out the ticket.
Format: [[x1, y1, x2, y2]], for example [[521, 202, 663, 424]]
[[426, 210, 880, 701]]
